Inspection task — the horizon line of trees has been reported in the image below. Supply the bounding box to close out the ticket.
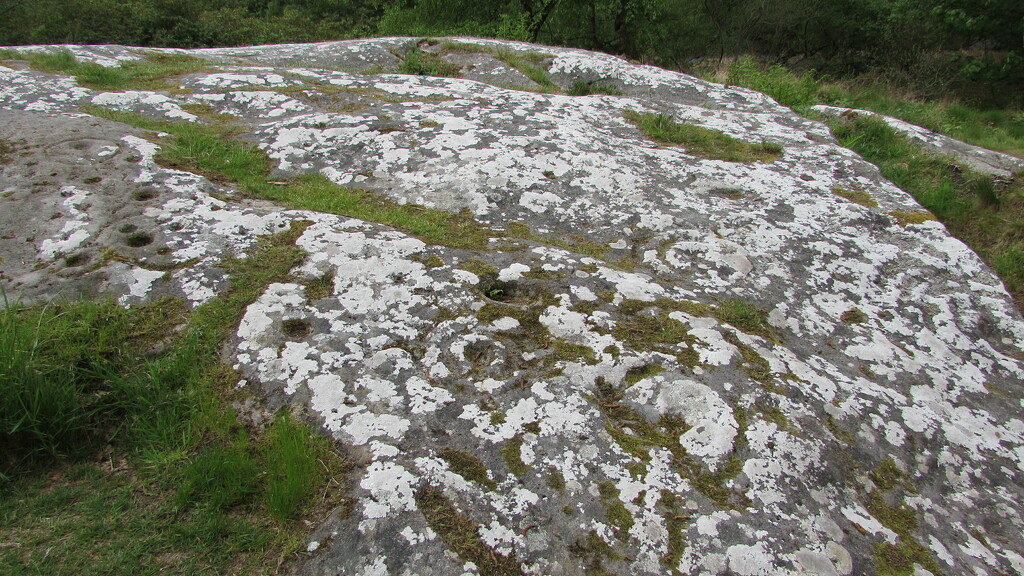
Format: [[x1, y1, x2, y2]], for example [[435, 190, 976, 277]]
[[0, 0, 1020, 105]]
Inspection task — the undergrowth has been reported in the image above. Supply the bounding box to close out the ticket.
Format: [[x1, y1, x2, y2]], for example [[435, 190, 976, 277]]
[[704, 56, 1024, 158], [625, 110, 782, 162], [0, 221, 351, 575]]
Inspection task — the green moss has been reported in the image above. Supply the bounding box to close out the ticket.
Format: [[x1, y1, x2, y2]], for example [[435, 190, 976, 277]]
[[595, 379, 749, 510], [612, 311, 698, 365], [824, 414, 856, 444], [523, 421, 541, 434], [501, 435, 529, 477], [460, 258, 498, 276], [552, 340, 598, 365], [580, 263, 599, 274], [660, 490, 688, 571], [568, 530, 621, 576], [439, 449, 497, 491], [419, 120, 440, 128], [0, 138, 14, 164], [606, 500, 633, 541], [759, 404, 789, 430], [441, 41, 556, 90], [870, 458, 914, 493], [714, 299, 776, 341], [832, 187, 879, 207], [82, 106, 496, 251], [722, 331, 776, 388], [889, 210, 938, 226], [546, 469, 566, 491], [624, 364, 665, 385], [414, 485, 523, 576], [624, 111, 782, 163], [841, 308, 869, 325], [504, 221, 610, 260], [489, 411, 506, 426]]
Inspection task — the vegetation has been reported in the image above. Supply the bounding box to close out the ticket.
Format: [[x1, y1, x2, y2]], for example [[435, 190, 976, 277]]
[[0, 222, 351, 574], [826, 113, 1024, 306], [5, 49, 209, 91], [625, 111, 782, 163], [414, 485, 524, 576]]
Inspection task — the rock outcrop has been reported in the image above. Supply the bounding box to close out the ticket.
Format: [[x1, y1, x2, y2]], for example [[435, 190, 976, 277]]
[[2, 38, 1024, 576]]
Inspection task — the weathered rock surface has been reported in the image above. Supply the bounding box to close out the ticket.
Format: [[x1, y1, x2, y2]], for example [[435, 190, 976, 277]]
[[2, 38, 1024, 575]]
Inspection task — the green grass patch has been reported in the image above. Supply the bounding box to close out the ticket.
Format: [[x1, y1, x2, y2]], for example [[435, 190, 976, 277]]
[[567, 78, 622, 96], [441, 41, 556, 90], [707, 56, 1024, 158], [625, 110, 782, 163], [414, 485, 523, 576], [827, 112, 1024, 306], [264, 411, 332, 520], [400, 47, 462, 78], [1, 221, 352, 574], [0, 138, 14, 164], [17, 49, 209, 91], [83, 106, 497, 251], [713, 298, 775, 341]]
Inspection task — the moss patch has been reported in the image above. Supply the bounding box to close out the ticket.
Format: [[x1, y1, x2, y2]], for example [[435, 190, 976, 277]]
[[594, 378, 749, 510], [414, 485, 523, 576], [501, 435, 529, 477], [625, 363, 665, 385], [889, 210, 938, 226], [841, 308, 869, 324], [832, 187, 879, 207], [625, 111, 782, 163], [439, 449, 497, 491]]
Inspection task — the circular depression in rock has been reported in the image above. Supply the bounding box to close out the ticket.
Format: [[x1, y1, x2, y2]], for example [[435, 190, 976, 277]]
[[125, 232, 154, 247]]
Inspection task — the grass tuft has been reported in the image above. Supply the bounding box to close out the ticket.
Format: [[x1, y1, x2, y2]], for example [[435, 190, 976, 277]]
[[400, 47, 461, 78], [625, 110, 782, 162]]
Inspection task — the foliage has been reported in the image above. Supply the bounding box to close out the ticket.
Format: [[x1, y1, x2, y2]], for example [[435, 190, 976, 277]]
[[827, 113, 1024, 307], [625, 110, 782, 163], [0, 220, 350, 573]]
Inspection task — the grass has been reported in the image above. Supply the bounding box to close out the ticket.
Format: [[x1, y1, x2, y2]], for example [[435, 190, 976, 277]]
[[400, 47, 462, 78], [702, 56, 1024, 158], [7, 49, 209, 91], [826, 112, 1024, 307], [441, 41, 556, 90], [0, 138, 14, 164], [567, 79, 622, 96], [0, 221, 352, 574], [624, 111, 783, 163], [82, 106, 496, 251]]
